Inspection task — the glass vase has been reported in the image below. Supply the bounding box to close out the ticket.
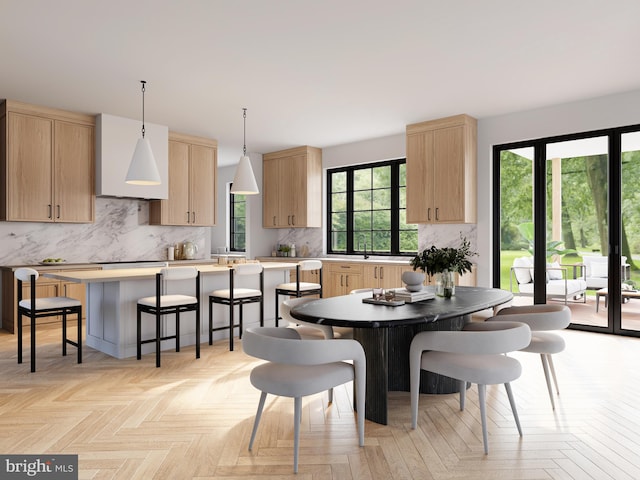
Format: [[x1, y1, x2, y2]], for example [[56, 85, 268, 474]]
[[435, 270, 455, 298]]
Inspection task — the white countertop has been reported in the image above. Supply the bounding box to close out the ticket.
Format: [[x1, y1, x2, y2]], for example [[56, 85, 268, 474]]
[[257, 256, 412, 266]]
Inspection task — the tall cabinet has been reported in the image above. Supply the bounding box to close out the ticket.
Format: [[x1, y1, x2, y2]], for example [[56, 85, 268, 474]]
[[405, 114, 477, 224], [263, 146, 322, 228], [0, 100, 95, 223], [149, 132, 217, 226]]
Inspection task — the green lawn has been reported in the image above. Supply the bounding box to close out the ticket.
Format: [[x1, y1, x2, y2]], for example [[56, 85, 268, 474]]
[[499, 251, 639, 292]]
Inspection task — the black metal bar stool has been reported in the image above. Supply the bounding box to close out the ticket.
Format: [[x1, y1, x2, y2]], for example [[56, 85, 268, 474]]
[[136, 266, 201, 367], [209, 263, 263, 351], [16, 267, 83, 373], [275, 260, 322, 326]]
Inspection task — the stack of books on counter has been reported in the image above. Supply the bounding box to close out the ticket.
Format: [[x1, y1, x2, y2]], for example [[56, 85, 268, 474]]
[[393, 287, 435, 303]]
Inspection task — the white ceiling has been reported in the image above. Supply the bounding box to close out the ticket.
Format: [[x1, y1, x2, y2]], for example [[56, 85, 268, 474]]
[[2, 0, 640, 166]]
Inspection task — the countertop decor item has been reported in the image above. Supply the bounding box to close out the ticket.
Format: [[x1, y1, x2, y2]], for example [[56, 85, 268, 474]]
[[126, 80, 161, 185], [409, 234, 477, 298], [401, 271, 425, 292]]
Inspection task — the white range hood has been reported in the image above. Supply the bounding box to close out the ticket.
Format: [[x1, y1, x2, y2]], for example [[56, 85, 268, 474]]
[[95, 113, 169, 199]]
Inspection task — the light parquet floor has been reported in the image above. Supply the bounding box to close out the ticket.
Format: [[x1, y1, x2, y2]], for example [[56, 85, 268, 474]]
[[0, 320, 639, 479]]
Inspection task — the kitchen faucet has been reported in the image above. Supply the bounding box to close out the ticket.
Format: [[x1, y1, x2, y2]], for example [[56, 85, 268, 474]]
[[358, 236, 370, 259]]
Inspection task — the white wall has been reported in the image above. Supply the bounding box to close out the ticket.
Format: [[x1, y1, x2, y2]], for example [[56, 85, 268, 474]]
[[476, 88, 640, 286]]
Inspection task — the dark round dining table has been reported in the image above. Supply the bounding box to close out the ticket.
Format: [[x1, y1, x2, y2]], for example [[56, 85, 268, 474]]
[[290, 286, 513, 425]]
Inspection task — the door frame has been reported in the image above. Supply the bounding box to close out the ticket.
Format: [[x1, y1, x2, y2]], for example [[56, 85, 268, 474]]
[[492, 124, 640, 338]]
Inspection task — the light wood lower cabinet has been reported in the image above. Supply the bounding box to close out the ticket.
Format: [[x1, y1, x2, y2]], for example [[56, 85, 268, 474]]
[[362, 264, 410, 290], [1, 267, 98, 333], [325, 263, 363, 297]]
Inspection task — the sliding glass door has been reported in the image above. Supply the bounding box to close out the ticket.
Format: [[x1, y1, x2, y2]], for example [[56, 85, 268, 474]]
[[621, 131, 640, 332], [494, 125, 640, 337]]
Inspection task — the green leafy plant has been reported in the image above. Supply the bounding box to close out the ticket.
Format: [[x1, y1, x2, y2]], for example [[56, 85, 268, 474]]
[[410, 234, 477, 276], [517, 222, 576, 259]]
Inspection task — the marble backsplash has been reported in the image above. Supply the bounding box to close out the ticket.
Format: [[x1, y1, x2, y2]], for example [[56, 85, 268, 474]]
[[0, 197, 209, 266], [276, 224, 477, 259]]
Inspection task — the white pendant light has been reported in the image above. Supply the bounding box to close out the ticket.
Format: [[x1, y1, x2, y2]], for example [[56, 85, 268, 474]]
[[126, 80, 161, 185], [231, 108, 259, 195]]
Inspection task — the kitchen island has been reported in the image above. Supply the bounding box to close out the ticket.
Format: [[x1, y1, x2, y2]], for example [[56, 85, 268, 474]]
[[44, 262, 297, 359]]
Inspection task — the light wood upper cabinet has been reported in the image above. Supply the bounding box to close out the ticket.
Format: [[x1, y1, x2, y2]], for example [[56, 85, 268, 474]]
[[263, 146, 322, 228], [406, 114, 477, 224], [149, 132, 217, 226], [0, 100, 95, 223]]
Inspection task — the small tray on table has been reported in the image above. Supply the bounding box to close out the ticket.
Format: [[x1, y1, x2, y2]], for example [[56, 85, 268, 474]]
[[362, 297, 405, 307]]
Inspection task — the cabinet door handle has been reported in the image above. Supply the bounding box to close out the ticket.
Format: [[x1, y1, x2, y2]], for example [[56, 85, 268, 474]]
[[192, 212, 196, 223], [435, 208, 439, 221], [292, 215, 295, 226], [380, 267, 384, 279], [273, 216, 276, 226], [374, 266, 377, 279], [186, 211, 190, 223], [56, 205, 60, 219], [427, 208, 431, 222], [340, 274, 343, 287], [48, 204, 52, 219], [346, 275, 349, 287]]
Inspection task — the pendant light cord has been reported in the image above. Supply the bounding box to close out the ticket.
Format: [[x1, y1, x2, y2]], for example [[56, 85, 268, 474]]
[[141, 80, 147, 139], [242, 107, 247, 156]]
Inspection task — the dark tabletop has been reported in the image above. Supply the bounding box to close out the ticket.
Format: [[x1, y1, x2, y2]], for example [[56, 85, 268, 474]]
[[290, 286, 513, 328]]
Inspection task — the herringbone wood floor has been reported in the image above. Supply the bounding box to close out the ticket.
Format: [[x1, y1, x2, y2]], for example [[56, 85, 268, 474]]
[[1, 320, 639, 479]]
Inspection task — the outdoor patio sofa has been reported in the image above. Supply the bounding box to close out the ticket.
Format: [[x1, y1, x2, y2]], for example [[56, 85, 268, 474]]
[[581, 255, 629, 289], [510, 256, 587, 304]]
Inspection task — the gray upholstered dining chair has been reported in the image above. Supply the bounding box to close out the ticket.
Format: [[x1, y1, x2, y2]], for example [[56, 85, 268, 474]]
[[243, 326, 365, 473], [487, 304, 571, 410], [410, 321, 531, 454], [280, 297, 353, 340]]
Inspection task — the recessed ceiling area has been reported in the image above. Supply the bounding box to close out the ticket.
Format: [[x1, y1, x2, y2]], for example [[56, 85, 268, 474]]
[[2, 0, 639, 165]]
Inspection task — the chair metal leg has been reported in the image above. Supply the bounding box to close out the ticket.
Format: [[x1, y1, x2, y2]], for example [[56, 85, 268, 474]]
[[459, 379, 466, 411], [229, 304, 234, 351], [17, 312, 23, 365], [137, 308, 142, 360], [294, 396, 302, 473], [196, 307, 200, 359], [275, 293, 280, 327], [478, 384, 489, 454], [410, 353, 421, 430], [77, 308, 82, 364], [540, 354, 556, 410], [175, 311, 181, 352], [208, 297, 214, 345], [239, 304, 244, 339], [249, 392, 267, 451], [260, 295, 264, 327], [547, 354, 560, 395], [504, 382, 522, 437], [62, 312, 67, 356], [155, 311, 161, 368], [30, 312, 36, 373]]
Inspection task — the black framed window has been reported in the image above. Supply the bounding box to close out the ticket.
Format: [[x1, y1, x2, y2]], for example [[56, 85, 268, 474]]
[[327, 159, 418, 256], [230, 186, 246, 251]]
